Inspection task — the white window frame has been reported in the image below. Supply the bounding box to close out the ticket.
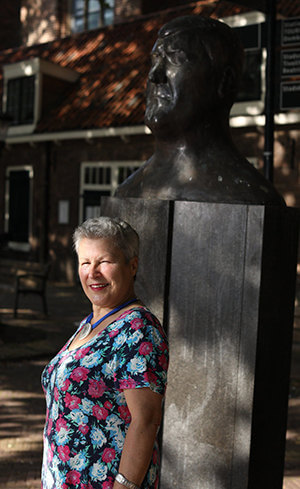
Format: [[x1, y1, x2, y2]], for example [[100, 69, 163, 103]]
[[70, 0, 115, 33], [2, 58, 78, 136], [220, 11, 267, 118], [79, 161, 142, 223], [5, 165, 34, 252]]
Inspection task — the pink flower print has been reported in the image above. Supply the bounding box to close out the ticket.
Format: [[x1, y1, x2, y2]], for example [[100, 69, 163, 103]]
[[104, 401, 113, 410], [159, 353, 168, 370], [56, 417, 68, 431], [46, 418, 53, 436], [103, 477, 114, 489], [92, 405, 108, 420], [75, 346, 90, 359], [130, 318, 144, 330], [159, 341, 168, 352], [66, 470, 81, 485], [108, 329, 119, 338], [70, 366, 89, 382], [119, 378, 137, 389], [102, 448, 116, 463], [65, 392, 81, 410], [58, 445, 70, 462], [48, 364, 55, 374], [61, 379, 71, 392], [54, 387, 59, 401], [144, 371, 158, 386], [88, 378, 106, 398], [47, 445, 54, 463], [145, 312, 155, 323], [80, 483, 94, 489], [78, 424, 89, 435], [139, 341, 153, 355], [118, 405, 131, 423]]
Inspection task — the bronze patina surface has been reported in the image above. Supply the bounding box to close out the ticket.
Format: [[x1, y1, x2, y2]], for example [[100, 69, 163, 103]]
[[116, 15, 284, 205]]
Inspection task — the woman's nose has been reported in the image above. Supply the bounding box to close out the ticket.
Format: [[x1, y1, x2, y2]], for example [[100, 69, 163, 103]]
[[148, 58, 167, 84], [89, 264, 101, 278]]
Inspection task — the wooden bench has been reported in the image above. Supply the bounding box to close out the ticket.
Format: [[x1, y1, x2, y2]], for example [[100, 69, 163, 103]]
[[13, 262, 51, 317]]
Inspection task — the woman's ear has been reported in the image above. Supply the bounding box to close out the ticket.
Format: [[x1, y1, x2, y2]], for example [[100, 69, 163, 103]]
[[130, 256, 139, 277]]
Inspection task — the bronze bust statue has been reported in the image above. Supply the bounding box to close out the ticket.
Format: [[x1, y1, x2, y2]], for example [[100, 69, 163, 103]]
[[116, 15, 284, 205]]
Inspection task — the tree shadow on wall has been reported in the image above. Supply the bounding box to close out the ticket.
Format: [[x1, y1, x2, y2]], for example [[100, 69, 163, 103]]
[[103, 196, 299, 488]]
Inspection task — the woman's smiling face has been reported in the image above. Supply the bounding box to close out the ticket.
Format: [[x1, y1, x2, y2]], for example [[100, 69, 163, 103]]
[[77, 237, 138, 314]]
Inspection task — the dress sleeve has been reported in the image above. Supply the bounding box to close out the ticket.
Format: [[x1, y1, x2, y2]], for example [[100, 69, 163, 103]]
[[111, 309, 169, 395]]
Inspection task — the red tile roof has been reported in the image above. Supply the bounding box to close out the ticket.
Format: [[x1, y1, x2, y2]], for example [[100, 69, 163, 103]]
[[0, 0, 299, 134]]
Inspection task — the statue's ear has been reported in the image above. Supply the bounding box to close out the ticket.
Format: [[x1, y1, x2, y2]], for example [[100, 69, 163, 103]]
[[217, 66, 237, 100]]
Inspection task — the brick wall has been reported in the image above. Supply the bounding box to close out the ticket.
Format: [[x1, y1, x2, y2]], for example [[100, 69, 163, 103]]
[[0, 134, 154, 282], [20, 0, 60, 46], [1, 127, 299, 282], [0, 1, 22, 50]]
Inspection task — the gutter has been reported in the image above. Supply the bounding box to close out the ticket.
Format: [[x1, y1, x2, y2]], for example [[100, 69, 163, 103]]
[[4, 112, 300, 145], [4, 125, 152, 145]]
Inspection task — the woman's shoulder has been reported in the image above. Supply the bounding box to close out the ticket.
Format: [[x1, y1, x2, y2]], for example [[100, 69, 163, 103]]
[[117, 306, 167, 341], [118, 306, 159, 325]]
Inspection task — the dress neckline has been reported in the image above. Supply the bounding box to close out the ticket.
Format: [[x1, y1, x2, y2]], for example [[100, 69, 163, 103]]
[[66, 306, 146, 353]]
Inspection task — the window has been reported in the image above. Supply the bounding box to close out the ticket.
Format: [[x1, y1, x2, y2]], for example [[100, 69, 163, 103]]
[[2, 58, 79, 136], [6, 76, 35, 125], [79, 161, 141, 222], [72, 0, 114, 33], [235, 50, 263, 104], [221, 12, 267, 118], [5, 166, 33, 251]]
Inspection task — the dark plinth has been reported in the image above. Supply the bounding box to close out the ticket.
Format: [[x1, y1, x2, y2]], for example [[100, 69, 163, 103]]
[[102, 197, 299, 489]]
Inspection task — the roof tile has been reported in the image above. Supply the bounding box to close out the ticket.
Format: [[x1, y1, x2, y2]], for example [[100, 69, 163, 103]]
[[0, 0, 298, 134]]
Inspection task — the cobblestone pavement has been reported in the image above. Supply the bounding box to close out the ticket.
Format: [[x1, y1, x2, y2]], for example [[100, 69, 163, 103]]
[[0, 282, 299, 489]]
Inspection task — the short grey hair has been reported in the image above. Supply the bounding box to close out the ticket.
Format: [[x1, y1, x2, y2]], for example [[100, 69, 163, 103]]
[[73, 216, 139, 262]]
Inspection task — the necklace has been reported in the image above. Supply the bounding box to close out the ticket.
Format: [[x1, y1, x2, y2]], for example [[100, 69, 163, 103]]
[[77, 298, 138, 340]]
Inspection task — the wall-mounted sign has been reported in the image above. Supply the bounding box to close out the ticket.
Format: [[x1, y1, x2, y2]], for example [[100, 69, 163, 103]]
[[58, 200, 70, 224], [281, 17, 300, 46], [280, 81, 300, 110], [281, 49, 300, 77]]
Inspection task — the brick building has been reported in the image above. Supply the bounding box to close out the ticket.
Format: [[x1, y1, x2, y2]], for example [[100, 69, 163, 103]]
[[0, 0, 300, 282]]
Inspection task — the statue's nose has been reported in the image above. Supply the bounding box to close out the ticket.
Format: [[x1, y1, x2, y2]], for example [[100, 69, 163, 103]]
[[148, 58, 167, 84]]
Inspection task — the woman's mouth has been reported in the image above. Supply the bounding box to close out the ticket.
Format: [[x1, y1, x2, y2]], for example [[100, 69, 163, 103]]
[[90, 283, 109, 290]]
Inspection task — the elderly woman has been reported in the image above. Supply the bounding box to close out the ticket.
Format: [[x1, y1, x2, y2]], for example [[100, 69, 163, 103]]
[[41, 217, 168, 489]]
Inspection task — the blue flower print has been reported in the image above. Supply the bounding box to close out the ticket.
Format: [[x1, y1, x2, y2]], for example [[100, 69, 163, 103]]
[[126, 330, 143, 346], [101, 358, 117, 378], [55, 427, 70, 446], [90, 426, 107, 447], [69, 409, 88, 425], [69, 451, 88, 471], [81, 398, 94, 414], [41, 307, 168, 489], [113, 331, 127, 349], [127, 356, 147, 374], [81, 351, 102, 368], [111, 430, 126, 451], [90, 461, 108, 481]]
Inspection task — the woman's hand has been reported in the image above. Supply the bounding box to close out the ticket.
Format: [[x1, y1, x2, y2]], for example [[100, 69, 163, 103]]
[[113, 387, 163, 489]]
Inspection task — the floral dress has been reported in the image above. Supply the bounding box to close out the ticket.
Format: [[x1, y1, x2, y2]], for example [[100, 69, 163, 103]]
[[41, 307, 169, 489]]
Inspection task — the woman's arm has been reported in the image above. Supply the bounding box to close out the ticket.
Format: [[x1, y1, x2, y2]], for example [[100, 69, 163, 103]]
[[113, 387, 163, 489]]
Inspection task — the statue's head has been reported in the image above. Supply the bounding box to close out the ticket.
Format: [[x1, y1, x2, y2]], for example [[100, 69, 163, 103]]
[[145, 15, 244, 136]]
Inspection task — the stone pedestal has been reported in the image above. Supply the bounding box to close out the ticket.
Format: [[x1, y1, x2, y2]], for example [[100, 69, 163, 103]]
[[102, 197, 299, 489]]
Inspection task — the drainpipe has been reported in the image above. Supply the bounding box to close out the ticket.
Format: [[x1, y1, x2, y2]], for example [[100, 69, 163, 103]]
[[41, 141, 51, 263], [263, 0, 276, 182]]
